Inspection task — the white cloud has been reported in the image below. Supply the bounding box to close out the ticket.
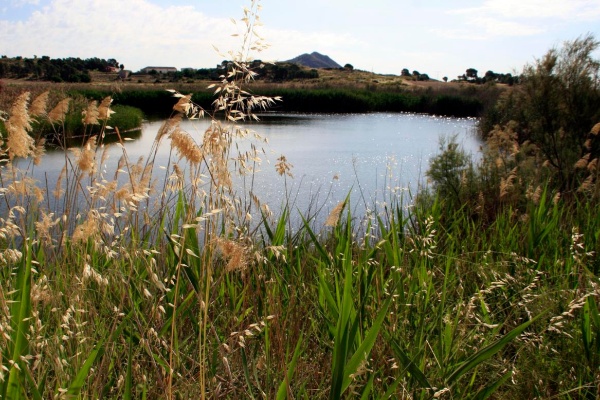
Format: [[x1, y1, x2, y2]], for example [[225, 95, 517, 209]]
[[1, 0, 256, 70], [9, 0, 41, 6], [480, 0, 600, 20], [442, 0, 600, 40], [0, 0, 358, 71]]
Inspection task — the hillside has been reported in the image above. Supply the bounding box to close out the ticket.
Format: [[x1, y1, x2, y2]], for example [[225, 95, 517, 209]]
[[287, 52, 342, 69]]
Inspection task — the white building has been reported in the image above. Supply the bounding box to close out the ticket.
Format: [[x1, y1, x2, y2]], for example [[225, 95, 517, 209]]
[[140, 66, 177, 74]]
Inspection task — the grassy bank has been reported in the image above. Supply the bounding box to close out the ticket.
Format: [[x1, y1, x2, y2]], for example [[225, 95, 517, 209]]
[[63, 80, 495, 118]]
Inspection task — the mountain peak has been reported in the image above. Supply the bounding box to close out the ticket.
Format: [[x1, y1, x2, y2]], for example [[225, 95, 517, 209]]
[[287, 52, 342, 69]]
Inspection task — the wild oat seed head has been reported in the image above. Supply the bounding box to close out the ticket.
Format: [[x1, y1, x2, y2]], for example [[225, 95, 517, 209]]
[[173, 94, 193, 115], [275, 155, 293, 177], [170, 129, 203, 165]]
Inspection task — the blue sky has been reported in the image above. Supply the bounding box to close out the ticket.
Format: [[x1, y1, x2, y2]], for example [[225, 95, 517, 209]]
[[1, 0, 599, 79]]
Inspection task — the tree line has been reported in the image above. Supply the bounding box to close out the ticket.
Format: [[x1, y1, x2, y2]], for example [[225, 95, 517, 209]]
[[0, 55, 122, 82], [0, 55, 321, 83]]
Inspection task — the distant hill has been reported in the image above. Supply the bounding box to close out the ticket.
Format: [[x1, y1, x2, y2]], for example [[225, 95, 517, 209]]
[[287, 52, 342, 69]]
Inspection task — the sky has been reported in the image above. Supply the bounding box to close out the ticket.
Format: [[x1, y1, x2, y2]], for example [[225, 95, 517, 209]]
[[1, 0, 600, 80]]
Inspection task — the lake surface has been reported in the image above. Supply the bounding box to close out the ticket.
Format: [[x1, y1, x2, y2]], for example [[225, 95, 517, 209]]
[[19, 112, 480, 224]]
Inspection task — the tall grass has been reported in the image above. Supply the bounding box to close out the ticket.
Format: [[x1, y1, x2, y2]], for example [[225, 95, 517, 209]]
[[0, 1, 599, 399]]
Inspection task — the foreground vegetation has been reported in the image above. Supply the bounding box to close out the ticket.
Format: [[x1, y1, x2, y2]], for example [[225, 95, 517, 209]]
[[1, 3, 599, 399]]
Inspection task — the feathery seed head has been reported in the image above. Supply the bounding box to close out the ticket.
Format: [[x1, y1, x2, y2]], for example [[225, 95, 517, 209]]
[[48, 98, 71, 123]]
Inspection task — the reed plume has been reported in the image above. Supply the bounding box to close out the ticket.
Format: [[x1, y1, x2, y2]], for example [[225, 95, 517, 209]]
[[29, 90, 49, 118], [48, 98, 71, 123], [325, 200, 346, 227], [97, 96, 114, 121], [5, 91, 35, 160], [70, 136, 98, 175], [82, 100, 99, 125]]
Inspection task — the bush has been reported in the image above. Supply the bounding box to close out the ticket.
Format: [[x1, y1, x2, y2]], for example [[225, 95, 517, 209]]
[[480, 34, 600, 194]]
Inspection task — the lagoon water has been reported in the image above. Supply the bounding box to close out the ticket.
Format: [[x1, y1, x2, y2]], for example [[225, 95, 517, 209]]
[[20, 112, 480, 224]]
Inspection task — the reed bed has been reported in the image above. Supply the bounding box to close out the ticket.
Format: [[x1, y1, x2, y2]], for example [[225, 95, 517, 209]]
[[1, 2, 599, 399]]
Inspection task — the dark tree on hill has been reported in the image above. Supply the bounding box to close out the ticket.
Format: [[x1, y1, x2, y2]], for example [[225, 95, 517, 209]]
[[401, 68, 410, 76], [344, 63, 354, 71], [466, 68, 478, 79]]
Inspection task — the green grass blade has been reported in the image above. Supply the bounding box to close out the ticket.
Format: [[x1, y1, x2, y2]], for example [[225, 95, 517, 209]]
[[4, 240, 33, 400], [300, 214, 330, 261], [123, 334, 133, 400], [359, 373, 375, 400], [341, 295, 392, 393], [387, 336, 432, 390], [66, 311, 130, 396], [472, 370, 512, 400], [276, 333, 303, 400], [240, 348, 256, 400], [447, 312, 544, 385]]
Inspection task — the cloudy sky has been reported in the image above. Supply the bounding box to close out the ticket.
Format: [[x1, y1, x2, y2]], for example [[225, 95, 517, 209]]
[[1, 0, 599, 80]]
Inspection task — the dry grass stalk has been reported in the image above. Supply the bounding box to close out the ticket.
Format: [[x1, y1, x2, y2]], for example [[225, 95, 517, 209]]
[[275, 155, 293, 177], [578, 175, 594, 193], [574, 153, 590, 169], [499, 167, 518, 199], [0, 248, 23, 265], [53, 165, 66, 199], [35, 211, 61, 247], [7, 176, 44, 203], [72, 211, 100, 245], [214, 237, 249, 272], [552, 192, 561, 204], [33, 138, 46, 166], [156, 114, 182, 142]]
